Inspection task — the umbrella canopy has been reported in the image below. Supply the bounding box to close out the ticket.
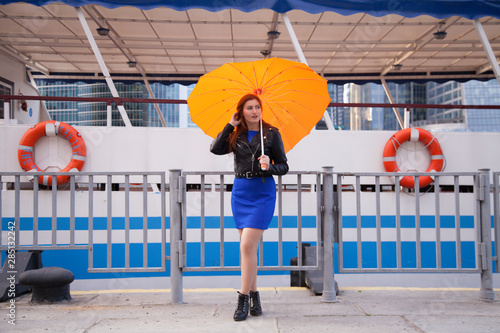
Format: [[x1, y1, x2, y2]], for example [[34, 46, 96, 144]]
[[187, 57, 331, 153]]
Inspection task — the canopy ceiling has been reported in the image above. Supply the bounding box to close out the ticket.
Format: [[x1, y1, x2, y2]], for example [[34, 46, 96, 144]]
[[2, 0, 500, 18], [0, 1, 499, 84]]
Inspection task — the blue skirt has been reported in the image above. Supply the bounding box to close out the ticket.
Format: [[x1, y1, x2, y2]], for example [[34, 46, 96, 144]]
[[231, 176, 276, 230]]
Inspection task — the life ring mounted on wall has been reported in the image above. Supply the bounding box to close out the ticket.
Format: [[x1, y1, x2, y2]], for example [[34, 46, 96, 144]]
[[18, 120, 86, 186], [383, 127, 444, 189]]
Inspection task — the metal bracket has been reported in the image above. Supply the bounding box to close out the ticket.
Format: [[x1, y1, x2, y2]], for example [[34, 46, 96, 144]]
[[478, 242, 487, 271], [478, 173, 486, 201], [177, 175, 186, 204], [177, 240, 184, 268]]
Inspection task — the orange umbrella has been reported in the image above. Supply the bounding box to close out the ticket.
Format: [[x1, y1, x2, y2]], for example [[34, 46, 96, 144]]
[[187, 57, 331, 153]]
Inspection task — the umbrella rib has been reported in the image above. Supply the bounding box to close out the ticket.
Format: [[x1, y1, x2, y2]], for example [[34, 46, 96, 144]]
[[227, 63, 258, 91], [261, 61, 317, 89], [188, 78, 254, 122], [263, 102, 293, 150], [190, 98, 236, 123], [263, 78, 328, 98], [204, 107, 236, 133], [268, 100, 324, 131], [261, 81, 329, 106], [263, 92, 330, 117], [200, 75, 255, 92]]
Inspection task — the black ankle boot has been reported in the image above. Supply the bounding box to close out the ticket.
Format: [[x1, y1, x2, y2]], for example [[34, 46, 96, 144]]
[[233, 292, 250, 321], [249, 290, 262, 316]]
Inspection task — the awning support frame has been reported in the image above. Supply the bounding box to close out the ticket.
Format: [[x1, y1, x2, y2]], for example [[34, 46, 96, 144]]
[[281, 13, 335, 131], [380, 77, 405, 130], [473, 19, 500, 86], [75, 6, 132, 127]]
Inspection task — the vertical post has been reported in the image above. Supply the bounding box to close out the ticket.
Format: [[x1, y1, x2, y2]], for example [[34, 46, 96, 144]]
[[494, 172, 500, 272], [4, 100, 10, 121], [14, 175, 20, 250], [322, 166, 337, 302], [479, 169, 495, 301], [88, 175, 94, 270], [0, 175, 2, 249], [169, 169, 183, 304], [404, 108, 410, 129], [107, 102, 112, 127]]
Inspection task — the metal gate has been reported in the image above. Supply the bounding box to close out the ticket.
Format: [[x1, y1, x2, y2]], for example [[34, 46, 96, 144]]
[[333, 169, 495, 301], [0, 171, 167, 273], [168, 168, 337, 303]]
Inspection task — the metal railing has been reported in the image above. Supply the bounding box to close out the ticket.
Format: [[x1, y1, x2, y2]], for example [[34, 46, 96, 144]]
[[333, 169, 495, 301], [0, 171, 167, 273], [1, 168, 496, 303], [168, 169, 336, 303], [180, 171, 322, 272]]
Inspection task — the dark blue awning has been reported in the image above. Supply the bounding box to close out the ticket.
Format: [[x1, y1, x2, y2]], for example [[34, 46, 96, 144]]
[[1, 0, 500, 19]]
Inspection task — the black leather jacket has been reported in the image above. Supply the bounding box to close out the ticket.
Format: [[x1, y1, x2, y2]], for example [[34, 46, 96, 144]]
[[210, 123, 289, 178]]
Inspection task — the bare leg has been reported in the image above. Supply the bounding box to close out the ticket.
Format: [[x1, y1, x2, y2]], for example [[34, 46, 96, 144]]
[[238, 228, 264, 295]]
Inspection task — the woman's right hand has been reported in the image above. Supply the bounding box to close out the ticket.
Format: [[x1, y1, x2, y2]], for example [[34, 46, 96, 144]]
[[229, 112, 241, 127]]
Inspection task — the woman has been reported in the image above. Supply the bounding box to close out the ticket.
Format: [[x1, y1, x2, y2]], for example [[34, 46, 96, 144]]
[[210, 93, 289, 321]]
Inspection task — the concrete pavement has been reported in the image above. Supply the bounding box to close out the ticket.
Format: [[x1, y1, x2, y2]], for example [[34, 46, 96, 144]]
[[2, 287, 500, 332]]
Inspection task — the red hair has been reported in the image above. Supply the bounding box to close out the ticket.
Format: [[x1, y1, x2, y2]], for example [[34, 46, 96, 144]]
[[228, 94, 271, 152]]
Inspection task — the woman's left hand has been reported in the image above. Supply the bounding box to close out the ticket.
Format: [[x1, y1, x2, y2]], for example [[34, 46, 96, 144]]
[[258, 155, 270, 171]]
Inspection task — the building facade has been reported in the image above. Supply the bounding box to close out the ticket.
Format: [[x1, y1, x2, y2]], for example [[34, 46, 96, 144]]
[[346, 81, 427, 131], [36, 78, 500, 132], [36, 81, 194, 127]]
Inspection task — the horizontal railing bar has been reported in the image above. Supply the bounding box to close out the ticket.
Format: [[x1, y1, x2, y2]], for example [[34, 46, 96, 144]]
[[2, 94, 500, 110], [0, 245, 90, 250], [183, 171, 321, 176], [337, 171, 479, 177], [88, 268, 166, 273], [183, 266, 322, 272], [0, 171, 166, 176], [339, 268, 481, 273]]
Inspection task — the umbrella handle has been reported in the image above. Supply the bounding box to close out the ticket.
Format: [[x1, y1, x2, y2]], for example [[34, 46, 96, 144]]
[[260, 118, 267, 171]]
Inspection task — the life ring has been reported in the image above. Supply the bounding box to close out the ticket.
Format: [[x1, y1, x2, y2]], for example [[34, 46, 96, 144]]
[[18, 120, 86, 186], [383, 127, 444, 188]]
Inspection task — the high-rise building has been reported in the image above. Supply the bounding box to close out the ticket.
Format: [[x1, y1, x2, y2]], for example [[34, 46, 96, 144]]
[[326, 83, 345, 129], [425, 79, 500, 132], [78, 82, 147, 127], [36, 81, 194, 127], [36, 78, 500, 132], [347, 82, 427, 131], [37, 81, 79, 125]]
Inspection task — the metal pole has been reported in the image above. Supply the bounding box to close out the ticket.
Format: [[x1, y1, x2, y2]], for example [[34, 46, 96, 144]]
[[281, 13, 307, 65], [473, 20, 500, 85], [494, 172, 500, 272], [380, 77, 404, 129], [107, 103, 112, 127], [169, 169, 183, 304], [404, 108, 410, 129], [144, 79, 167, 127], [478, 169, 495, 301], [75, 7, 132, 127], [4, 100, 10, 121], [321, 166, 337, 302], [281, 13, 334, 131]]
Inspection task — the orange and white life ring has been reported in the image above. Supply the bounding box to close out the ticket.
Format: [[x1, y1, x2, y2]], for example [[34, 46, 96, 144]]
[[383, 127, 444, 189], [18, 120, 86, 186]]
